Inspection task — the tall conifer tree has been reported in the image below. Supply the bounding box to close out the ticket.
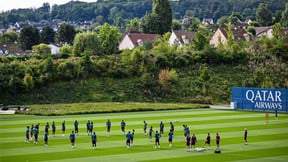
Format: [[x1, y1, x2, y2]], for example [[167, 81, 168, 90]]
[[256, 3, 273, 26], [152, 0, 172, 35], [281, 3, 288, 27], [142, 0, 172, 35]]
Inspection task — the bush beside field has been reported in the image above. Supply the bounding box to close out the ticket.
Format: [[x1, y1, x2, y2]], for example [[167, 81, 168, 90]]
[[19, 102, 209, 116]]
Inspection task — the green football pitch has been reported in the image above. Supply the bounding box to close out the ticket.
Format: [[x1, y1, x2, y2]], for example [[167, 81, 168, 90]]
[[1, 109, 288, 162]]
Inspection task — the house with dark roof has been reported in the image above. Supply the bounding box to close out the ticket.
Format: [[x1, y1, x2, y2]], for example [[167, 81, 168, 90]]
[[254, 27, 273, 38], [0, 24, 6, 34], [202, 18, 214, 26], [209, 27, 250, 47], [168, 30, 195, 46], [118, 33, 158, 50], [0, 42, 31, 56]]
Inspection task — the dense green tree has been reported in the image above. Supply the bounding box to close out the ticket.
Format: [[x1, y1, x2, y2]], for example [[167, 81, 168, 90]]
[[272, 23, 282, 39], [23, 73, 34, 91], [80, 52, 93, 76], [40, 26, 55, 44], [56, 23, 76, 45], [141, 13, 156, 34], [246, 26, 256, 36], [57, 61, 82, 80], [229, 12, 243, 24], [198, 65, 210, 96], [59, 44, 73, 55], [281, 3, 288, 27], [172, 19, 181, 30], [32, 43, 51, 55], [108, 6, 127, 29], [153, 33, 171, 56], [73, 31, 101, 56], [192, 32, 208, 51], [126, 18, 141, 33], [217, 16, 229, 28], [152, 0, 172, 34], [6, 13, 23, 23], [188, 18, 201, 32], [158, 68, 178, 95], [225, 22, 234, 48], [182, 17, 201, 32], [0, 31, 18, 43], [36, 2, 51, 20], [98, 23, 121, 55], [39, 57, 56, 81], [249, 21, 261, 27], [37, 3, 50, 13], [141, 0, 172, 35], [273, 10, 283, 24], [256, 3, 273, 26], [242, 8, 255, 20], [19, 25, 40, 50]]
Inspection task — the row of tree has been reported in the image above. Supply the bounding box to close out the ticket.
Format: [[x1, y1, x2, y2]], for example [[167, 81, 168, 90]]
[[3, 2, 288, 54], [1, 0, 288, 30], [3, 0, 172, 53], [15, 22, 121, 56]]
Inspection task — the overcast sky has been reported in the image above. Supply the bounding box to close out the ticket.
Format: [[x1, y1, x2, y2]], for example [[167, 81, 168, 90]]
[[0, 0, 97, 12]]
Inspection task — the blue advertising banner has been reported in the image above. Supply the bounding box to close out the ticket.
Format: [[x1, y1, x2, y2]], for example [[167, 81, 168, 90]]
[[232, 87, 288, 113]]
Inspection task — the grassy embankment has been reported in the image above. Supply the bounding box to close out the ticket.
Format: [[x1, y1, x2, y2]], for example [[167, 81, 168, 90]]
[[19, 102, 209, 116], [8, 64, 250, 105]]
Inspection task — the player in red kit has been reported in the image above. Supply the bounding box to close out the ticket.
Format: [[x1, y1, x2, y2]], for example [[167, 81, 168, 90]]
[[203, 133, 211, 149], [216, 133, 220, 149], [186, 133, 191, 152], [191, 134, 197, 151]]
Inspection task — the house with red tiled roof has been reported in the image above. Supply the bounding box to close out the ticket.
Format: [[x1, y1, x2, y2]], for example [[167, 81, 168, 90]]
[[118, 33, 158, 50], [209, 27, 250, 47], [168, 30, 195, 46]]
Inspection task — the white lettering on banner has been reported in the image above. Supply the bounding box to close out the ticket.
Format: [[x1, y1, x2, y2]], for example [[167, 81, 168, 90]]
[[276, 91, 281, 102], [246, 90, 255, 103], [254, 102, 282, 110], [246, 90, 282, 103]]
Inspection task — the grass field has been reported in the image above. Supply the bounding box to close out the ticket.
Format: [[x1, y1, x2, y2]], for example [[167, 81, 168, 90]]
[[1, 109, 288, 162]]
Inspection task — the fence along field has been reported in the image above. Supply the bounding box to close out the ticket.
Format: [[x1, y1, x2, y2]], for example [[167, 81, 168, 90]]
[[1, 109, 288, 162]]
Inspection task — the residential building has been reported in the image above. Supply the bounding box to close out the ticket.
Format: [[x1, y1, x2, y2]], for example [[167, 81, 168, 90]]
[[202, 18, 214, 26], [168, 30, 195, 46], [209, 27, 250, 47], [118, 33, 158, 50], [254, 27, 273, 38]]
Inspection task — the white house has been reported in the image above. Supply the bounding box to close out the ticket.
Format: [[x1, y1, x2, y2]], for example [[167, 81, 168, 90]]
[[254, 27, 273, 38], [118, 33, 158, 50], [202, 18, 214, 26], [49, 44, 60, 54], [209, 28, 250, 47], [168, 30, 195, 46]]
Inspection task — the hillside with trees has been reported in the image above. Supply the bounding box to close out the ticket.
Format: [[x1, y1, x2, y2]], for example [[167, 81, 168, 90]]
[[1, 0, 288, 30], [0, 0, 288, 105]]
